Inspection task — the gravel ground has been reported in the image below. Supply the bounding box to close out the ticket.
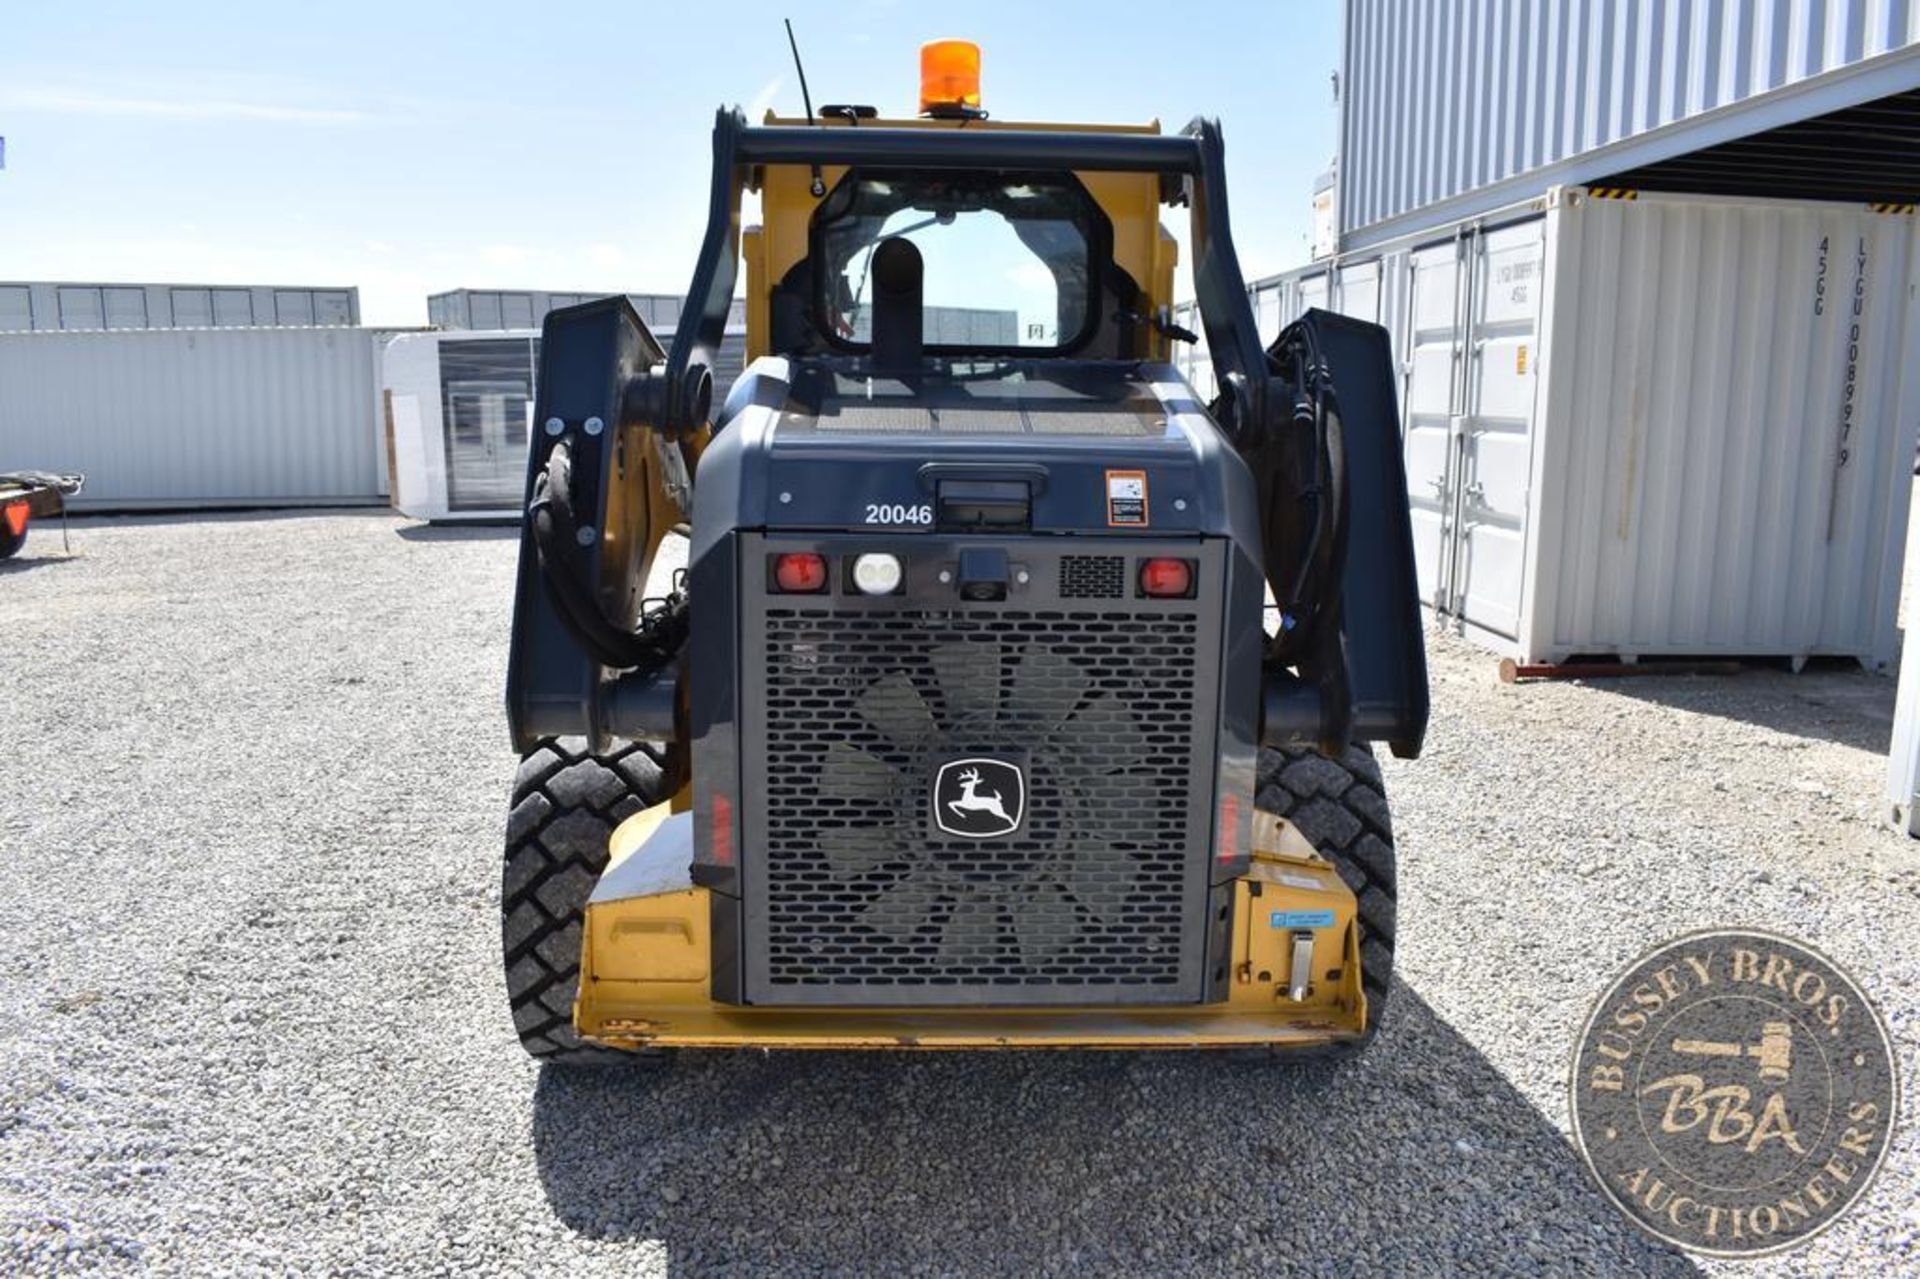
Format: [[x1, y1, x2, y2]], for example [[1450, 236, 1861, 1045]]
[[1, 511, 1915, 1276]]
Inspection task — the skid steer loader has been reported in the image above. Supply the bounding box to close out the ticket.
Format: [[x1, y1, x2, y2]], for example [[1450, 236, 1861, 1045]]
[[501, 44, 1427, 1061]]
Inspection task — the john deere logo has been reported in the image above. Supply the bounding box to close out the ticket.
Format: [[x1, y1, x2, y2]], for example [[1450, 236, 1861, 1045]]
[[932, 758, 1024, 839], [1570, 929, 1897, 1257]]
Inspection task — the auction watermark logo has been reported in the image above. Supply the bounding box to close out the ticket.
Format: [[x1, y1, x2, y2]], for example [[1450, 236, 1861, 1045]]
[[1570, 929, 1897, 1257]]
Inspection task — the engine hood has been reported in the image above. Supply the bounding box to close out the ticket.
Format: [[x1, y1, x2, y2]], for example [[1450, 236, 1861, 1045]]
[[692, 357, 1261, 548]]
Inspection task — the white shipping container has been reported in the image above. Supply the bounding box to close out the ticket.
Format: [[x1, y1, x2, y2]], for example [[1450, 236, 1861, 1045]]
[[425, 290, 745, 334], [1339, 0, 1920, 248], [0, 327, 401, 509], [383, 330, 541, 521], [1181, 188, 1920, 666], [384, 323, 752, 521], [0, 281, 359, 332]]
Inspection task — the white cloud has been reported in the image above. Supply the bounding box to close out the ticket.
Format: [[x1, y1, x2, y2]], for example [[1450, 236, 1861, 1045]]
[[4, 87, 370, 125], [583, 243, 628, 269], [479, 244, 536, 267]]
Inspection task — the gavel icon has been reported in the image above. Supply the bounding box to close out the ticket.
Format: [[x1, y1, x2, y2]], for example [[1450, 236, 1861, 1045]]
[[1672, 1021, 1794, 1083]]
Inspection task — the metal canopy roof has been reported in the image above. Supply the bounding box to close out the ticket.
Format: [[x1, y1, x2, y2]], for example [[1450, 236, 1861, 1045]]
[[1596, 88, 1920, 206]]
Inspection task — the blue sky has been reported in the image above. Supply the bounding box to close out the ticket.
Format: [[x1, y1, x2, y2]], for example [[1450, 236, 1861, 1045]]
[[0, 2, 1340, 325]]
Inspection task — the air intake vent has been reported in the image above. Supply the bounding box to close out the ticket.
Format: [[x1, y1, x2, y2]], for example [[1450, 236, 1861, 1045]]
[[1059, 555, 1125, 599], [745, 603, 1213, 1005]]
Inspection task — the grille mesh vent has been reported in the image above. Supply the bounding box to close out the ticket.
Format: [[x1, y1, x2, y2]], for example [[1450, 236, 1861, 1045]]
[[1059, 555, 1126, 600], [755, 608, 1201, 999]]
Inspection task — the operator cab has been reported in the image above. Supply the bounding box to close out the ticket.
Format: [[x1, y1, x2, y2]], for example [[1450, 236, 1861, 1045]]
[[773, 168, 1136, 364], [726, 71, 1190, 464]]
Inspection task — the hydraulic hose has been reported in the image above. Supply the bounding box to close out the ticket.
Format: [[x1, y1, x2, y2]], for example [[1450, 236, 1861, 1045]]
[[527, 440, 687, 673], [1268, 321, 1348, 669]]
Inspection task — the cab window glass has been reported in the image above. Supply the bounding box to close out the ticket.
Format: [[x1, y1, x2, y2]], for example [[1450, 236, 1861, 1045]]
[[815, 172, 1096, 351]]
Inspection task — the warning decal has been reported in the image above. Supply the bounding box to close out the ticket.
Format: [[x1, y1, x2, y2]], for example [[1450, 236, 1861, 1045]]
[[1106, 469, 1148, 527]]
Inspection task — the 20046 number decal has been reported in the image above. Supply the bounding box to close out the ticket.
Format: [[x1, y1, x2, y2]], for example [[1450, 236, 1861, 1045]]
[[864, 503, 932, 525]]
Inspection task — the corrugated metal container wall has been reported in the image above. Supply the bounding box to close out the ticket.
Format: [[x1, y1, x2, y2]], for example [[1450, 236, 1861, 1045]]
[[1176, 258, 1404, 388], [0, 282, 360, 332], [1341, 0, 1920, 244], [1527, 191, 1917, 663], [425, 290, 737, 334], [0, 328, 395, 509], [1173, 190, 1917, 665], [1172, 262, 1398, 401]]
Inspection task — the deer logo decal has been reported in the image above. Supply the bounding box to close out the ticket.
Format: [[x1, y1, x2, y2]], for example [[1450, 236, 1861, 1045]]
[[933, 758, 1026, 838]]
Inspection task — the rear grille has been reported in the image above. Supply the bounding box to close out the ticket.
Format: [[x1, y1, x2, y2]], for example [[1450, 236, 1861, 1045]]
[[1060, 555, 1126, 599], [748, 605, 1209, 1004]]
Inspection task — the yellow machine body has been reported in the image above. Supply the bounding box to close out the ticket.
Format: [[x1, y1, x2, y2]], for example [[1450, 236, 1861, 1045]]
[[575, 805, 1367, 1051]]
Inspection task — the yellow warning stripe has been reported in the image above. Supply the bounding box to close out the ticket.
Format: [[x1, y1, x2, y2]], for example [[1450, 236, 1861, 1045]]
[[1867, 202, 1917, 215], [1586, 187, 1638, 200]]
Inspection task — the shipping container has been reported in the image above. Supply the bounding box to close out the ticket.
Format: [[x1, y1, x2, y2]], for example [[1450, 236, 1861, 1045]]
[[1178, 188, 1920, 666], [0, 327, 402, 510], [842, 304, 1022, 346], [1885, 472, 1920, 830], [0, 281, 359, 332], [384, 323, 749, 520], [384, 331, 540, 519], [427, 289, 747, 334], [426, 288, 1012, 347], [1338, 0, 1920, 249]]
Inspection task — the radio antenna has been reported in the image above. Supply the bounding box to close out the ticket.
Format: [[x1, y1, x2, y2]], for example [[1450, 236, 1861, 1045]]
[[783, 18, 826, 196]]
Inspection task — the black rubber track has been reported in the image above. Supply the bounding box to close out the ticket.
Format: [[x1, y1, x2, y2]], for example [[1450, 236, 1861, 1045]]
[[502, 737, 669, 1064], [1254, 743, 1397, 1044], [0, 519, 24, 560]]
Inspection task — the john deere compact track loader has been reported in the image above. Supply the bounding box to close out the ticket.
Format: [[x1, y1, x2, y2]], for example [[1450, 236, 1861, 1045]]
[[501, 43, 1427, 1062]]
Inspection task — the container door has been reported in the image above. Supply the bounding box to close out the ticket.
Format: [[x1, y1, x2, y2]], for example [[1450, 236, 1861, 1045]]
[[1299, 271, 1330, 318], [1254, 285, 1282, 347], [313, 291, 354, 326], [439, 337, 538, 511], [445, 380, 530, 510], [211, 290, 253, 327], [1337, 259, 1380, 326], [274, 291, 315, 326], [0, 286, 33, 331], [1402, 236, 1469, 612], [1453, 218, 1545, 639]]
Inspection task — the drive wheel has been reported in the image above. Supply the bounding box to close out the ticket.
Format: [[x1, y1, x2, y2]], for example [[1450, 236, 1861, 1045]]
[[502, 736, 671, 1065], [1254, 743, 1397, 1049]]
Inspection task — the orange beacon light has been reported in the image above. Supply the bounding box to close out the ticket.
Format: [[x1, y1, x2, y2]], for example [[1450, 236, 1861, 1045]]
[[919, 39, 983, 118]]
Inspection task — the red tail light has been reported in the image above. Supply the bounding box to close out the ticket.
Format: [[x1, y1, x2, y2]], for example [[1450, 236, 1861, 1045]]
[[772, 552, 828, 593], [1139, 557, 1194, 598], [2, 502, 26, 538], [711, 792, 735, 866], [1218, 792, 1240, 863]]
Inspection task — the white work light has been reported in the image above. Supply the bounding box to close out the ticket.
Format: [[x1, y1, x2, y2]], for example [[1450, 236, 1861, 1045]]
[[852, 553, 904, 595]]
